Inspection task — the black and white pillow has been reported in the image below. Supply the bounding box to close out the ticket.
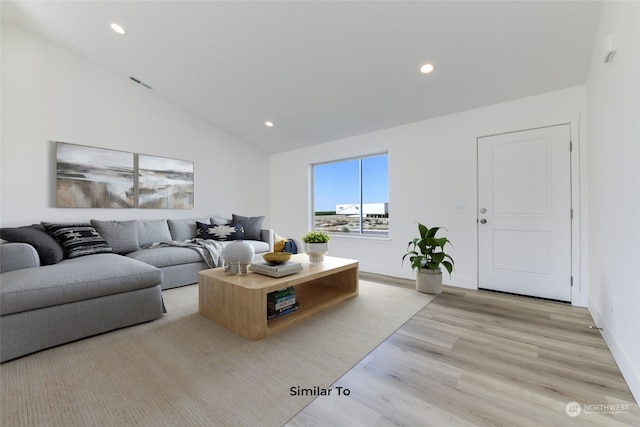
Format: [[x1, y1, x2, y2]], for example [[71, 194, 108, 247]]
[[195, 221, 244, 241], [42, 222, 113, 259]]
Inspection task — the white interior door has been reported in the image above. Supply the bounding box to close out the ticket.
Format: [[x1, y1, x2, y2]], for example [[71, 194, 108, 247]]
[[478, 125, 572, 302]]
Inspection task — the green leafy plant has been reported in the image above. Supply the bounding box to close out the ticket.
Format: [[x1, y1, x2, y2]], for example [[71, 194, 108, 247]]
[[302, 230, 331, 243], [402, 223, 454, 275]]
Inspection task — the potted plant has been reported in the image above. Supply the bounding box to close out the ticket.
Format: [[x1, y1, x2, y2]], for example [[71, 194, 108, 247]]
[[402, 223, 454, 294], [302, 230, 330, 262]]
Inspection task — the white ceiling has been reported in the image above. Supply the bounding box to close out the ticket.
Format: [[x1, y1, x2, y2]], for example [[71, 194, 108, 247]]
[[2, 1, 603, 154]]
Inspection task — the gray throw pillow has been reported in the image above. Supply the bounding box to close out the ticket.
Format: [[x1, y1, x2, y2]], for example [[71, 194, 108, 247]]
[[137, 220, 172, 247], [0, 224, 65, 265], [168, 218, 211, 241], [210, 217, 230, 226], [90, 220, 140, 254], [231, 214, 265, 241]]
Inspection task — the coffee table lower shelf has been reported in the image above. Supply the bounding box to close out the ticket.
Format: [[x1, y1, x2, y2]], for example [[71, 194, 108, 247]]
[[267, 283, 356, 332], [198, 255, 359, 340]]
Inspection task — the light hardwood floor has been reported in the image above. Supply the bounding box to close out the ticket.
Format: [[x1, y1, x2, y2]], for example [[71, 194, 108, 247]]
[[285, 284, 640, 426]]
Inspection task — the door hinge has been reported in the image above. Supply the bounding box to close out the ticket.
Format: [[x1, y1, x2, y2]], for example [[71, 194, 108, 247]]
[[570, 141, 573, 152], [571, 276, 574, 287], [570, 208, 574, 219]]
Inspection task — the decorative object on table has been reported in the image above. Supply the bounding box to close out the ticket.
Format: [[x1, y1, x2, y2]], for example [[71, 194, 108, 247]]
[[301, 230, 330, 262], [222, 240, 255, 275], [249, 261, 303, 278], [262, 251, 292, 265], [402, 223, 454, 294]]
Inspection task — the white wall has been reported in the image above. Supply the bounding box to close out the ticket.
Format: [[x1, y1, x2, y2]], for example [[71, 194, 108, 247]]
[[270, 86, 588, 298], [1, 24, 270, 227], [586, 1, 640, 402]]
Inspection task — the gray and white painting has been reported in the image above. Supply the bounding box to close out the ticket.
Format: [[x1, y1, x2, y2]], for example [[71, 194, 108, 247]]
[[137, 154, 194, 209], [56, 142, 135, 208]]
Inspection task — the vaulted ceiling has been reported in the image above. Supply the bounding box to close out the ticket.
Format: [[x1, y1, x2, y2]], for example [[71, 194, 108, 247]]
[[2, 1, 603, 154]]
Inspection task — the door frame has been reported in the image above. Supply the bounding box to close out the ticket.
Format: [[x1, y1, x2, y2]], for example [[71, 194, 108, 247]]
[[474, 114, 586, 307]]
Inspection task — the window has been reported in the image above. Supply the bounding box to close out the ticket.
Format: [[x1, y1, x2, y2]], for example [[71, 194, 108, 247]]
[[312, 153, 388, 237]]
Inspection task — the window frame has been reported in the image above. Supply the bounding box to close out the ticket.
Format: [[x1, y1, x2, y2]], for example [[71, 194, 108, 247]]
[[311, 152, 389, 239]]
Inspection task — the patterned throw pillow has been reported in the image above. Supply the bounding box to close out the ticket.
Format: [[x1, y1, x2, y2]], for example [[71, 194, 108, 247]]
[[42, 222, 113, 259], [195, 221, 244, 241]]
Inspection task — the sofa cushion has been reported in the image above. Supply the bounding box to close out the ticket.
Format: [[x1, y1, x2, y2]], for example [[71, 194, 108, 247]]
[[195, 221, 244, 241], [168, 218, 211, 241], [232, 214, 265, 240], [210, 217, 230, 225], [0, 224, 65, 265], [90, 220, 140, 254], [0, 254, 162, 316], [126, 247, 204, 268], [41, 223, 113, 259], [137, 220, 172, 247]]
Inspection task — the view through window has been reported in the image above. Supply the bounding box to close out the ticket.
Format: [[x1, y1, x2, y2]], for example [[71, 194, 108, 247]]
[[313, 153, 389, 237]]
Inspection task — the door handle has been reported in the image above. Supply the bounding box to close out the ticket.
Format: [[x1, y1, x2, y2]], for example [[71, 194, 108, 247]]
[[480, 219, 487, 224]]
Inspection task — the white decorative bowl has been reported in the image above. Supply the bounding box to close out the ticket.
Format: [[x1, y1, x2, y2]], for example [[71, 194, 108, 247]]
[[304, 242, 328, 262]]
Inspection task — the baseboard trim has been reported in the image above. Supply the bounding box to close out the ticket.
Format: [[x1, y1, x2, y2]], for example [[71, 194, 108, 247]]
[[359, 271, 414, 289], [588, 300, 640, 404]]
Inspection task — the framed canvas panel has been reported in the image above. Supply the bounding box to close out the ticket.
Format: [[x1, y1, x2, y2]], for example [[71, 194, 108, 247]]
[[137, 154, 194, 209], [56, 142, 135, 208]]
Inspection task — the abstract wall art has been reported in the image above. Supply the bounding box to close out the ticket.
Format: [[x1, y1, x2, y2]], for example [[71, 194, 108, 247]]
[[56, 142, 135, 208], [137, 154, 194, 209], [55, 142, 194, 209]]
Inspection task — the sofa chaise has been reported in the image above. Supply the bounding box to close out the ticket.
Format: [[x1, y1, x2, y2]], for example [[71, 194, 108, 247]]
[[0, 215, 273, 362]]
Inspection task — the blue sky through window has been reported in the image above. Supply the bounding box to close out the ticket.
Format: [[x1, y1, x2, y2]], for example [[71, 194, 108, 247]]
[[314, 154, 388, 212]]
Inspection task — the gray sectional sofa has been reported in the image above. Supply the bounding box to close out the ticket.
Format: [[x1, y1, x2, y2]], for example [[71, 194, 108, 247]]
[[0, 216, 273, 362]]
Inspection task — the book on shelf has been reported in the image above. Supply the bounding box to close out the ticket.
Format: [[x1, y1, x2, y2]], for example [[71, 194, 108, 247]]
[[268, 297, 296, 311], [267, 302, 300, 319], [250, 261, 303, 277], [267, 287, 295, 299], [268, 300, 298, 314]]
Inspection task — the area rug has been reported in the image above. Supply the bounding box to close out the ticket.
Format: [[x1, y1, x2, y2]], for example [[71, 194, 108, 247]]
[[0, 280, 434, 427]]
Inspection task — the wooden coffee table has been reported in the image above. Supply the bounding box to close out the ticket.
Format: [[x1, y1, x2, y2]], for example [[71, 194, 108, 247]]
[[198, 254, 358, 339]]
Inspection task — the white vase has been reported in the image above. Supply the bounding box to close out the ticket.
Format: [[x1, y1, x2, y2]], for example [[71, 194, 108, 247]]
[[304, 242, 328, 262], [416, 268, 442, 294], [222, 240, 255, 274]]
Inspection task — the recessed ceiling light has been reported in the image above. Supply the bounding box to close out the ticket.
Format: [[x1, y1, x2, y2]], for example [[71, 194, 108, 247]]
[[420, 63, 435, 74], [110, 23, 127, 35], [265, 121, 274, 127]]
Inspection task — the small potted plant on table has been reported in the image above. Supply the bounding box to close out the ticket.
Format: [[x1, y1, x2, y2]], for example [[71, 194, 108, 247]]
[[402, 223, 454, 294], [302, 230, 330, 262]]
